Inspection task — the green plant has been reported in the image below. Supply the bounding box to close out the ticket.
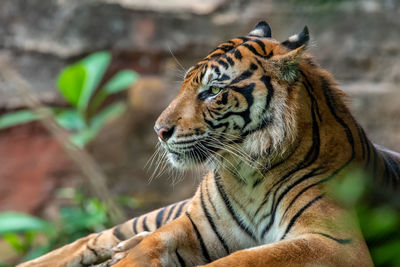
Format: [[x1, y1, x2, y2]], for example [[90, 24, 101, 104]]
[[0, 51, 138, 147], [0, 189, 114, 265], [330, 169, 400, 267], [0, 188, 142, 265]]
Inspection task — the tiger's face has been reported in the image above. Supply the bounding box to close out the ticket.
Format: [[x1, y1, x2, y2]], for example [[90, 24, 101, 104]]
[[155, 21, 309, 169]]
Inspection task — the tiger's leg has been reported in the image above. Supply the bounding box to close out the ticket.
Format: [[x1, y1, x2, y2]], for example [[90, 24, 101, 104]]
[[17, 199, 190, 267], [112, 212, 216, 267], [112, 215, 373, 267], [111, 195, 373, 267], [200, 233, 373, 267]]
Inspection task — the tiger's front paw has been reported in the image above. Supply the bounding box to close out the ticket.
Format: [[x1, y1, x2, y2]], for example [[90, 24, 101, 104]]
[[111, 234, 165, 267], [93, 231, 152, 267]]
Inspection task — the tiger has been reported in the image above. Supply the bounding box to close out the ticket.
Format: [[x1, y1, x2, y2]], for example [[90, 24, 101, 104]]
[[19, 20, 400, 267]]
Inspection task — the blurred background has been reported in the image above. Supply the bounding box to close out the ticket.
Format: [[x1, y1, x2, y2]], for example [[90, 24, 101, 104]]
[[0, 0, 399, 266]]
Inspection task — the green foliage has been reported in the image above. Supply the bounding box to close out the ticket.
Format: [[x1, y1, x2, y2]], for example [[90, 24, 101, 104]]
[[0, 190, 113, 264], [0, 110, 41, 130], [57, 63, 88, 108], [358, 204, 400, 266], [0, 189, 141, 265], [331, 169, 400, 267], [0, 51, 138, 147], [0, 213, 52, 235], [328, 168, 366, 207]]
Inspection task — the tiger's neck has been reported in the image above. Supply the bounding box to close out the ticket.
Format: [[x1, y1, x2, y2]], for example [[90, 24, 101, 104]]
[[217, 63, 378, 190]]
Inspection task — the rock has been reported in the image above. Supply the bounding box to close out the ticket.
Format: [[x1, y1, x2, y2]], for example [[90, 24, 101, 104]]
[[0, 123, 70, 213]]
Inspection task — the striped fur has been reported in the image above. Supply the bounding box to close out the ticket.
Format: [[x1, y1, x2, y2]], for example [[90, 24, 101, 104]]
[[19, 21, 399, 267]]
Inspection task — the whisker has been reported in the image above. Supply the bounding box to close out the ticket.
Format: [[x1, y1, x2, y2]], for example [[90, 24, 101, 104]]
[[167, 45, 187, 75]]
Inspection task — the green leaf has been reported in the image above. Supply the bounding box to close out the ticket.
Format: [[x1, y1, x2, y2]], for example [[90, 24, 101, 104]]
[[55, 109, 86, 131], [3, 233, 24, 252], [90, 102, 126, 131], [102, 70, 138, 95], [56, 51, 111, 112], [117, 196, 140, 209], [359, 205, 399, 240], [329, 169, 366, 206], [70, 128, 99, 148], [78, 51, 111, 112], [372, 239, 400, 266], [0, 212, 50, 235], [23, 244, 51, 262], [57, 63, 87, 107], [70, 103, 126, 147], [0, 110, 41, 130]]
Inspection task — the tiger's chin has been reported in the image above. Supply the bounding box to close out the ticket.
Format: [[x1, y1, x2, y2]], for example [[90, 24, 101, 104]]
[[167, 149, 210, 170]]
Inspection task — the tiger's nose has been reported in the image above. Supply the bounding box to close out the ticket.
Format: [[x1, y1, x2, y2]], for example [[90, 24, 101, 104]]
[[155, 126, 175, 142]]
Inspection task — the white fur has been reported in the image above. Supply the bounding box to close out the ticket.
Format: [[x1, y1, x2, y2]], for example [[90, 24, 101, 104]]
[[288, 34, 299, 42]]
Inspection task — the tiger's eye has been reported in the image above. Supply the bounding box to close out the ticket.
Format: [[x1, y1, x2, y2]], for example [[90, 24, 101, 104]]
[[211, 86, 221, 95]]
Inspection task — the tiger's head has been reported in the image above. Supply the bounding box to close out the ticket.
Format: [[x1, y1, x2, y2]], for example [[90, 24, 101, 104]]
[[155, 21, 310, 169]]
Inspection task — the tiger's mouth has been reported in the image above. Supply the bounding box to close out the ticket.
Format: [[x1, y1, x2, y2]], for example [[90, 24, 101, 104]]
[[163, 137, 220, 169]]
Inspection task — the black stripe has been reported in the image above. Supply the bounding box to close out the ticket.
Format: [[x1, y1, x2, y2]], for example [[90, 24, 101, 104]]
[[253, 39, 266, 55], [87, 245, 98, 257], [261, 167, 323, 236], [242, 43, 270, 59], [185, 212, 211, 263], [211, 83, 255, 131], [260, 139, 302, 177], [372, 146, 378, 182], [363, 131, 371, 168], [225, 56, 235, 66], [320, 76, 355, 159], [355, 123, 366, 159], [255, 76, 321, 217], [357, 125, 371, 168], [272, 80, 321, 188], [212, 65, 221, 76], [208, 52, 224, 59], [231, 70, 252, 84], [255, 76, 322, 228], [214, 172, 256, 240], [250, 63, 258, 71], [165, 203, 178, 223], [200, 182, 230, 254], [216, 91, 229, 105], [216, 74, 230, 82], [260, 75, 274, 112], [280, 180, 321, 222], [217, 59, 229, 69], [301, 73, 322, 122], [281, 194, 324, 239], [132, 218, 138, 234], [174, 200, 188, 218], [381, 151, 399, 188], [156, 208, 166, 228], [113, 225, 126, 240], [142, 216, 150, 231], [234, 49, 242, 60], [238, 36, 250, 42], [205, 180, 219, 216], [312, 232, 352, 245], [385, 153, 400, 187], [176, 250, 186, 267], [381, 153, 391, 187]]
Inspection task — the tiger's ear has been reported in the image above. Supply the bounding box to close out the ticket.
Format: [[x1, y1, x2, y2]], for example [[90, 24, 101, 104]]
[[265, 26, 309, 83], [268, 45, 306, 83], [248, 21, 272, 38], [281, 26, 309, 50]]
